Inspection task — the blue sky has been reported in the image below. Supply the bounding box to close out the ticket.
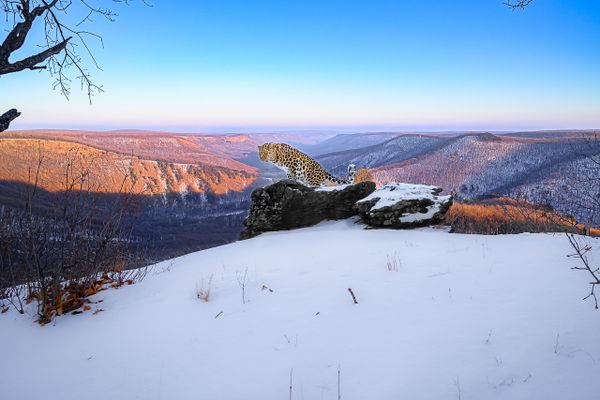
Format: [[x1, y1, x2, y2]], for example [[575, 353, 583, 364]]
[[2, 0, 599, 132]]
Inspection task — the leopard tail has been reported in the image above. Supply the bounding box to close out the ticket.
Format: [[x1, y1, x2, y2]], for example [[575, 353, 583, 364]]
[[325, 163, 356, 185]]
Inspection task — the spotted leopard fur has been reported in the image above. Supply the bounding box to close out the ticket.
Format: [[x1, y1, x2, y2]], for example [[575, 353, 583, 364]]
[[258, 142, 356, 187]]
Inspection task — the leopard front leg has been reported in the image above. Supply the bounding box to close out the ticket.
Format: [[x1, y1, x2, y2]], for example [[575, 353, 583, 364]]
[[293, 160, 310, 185], [285, 162, 300, 182]]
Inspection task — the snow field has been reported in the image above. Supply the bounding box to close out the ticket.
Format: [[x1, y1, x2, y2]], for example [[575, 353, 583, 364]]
[[1, 219, 599, 400]]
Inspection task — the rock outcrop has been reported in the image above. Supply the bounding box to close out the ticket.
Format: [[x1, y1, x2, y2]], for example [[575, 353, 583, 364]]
[[354, 183, 452, 228], [240, 180, 453, 239], [240, 180, 376, 239], [0, 108, 20, 132]]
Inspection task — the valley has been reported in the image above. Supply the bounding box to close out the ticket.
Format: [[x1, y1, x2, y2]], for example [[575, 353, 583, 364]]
[[1, 129, 598, 262]]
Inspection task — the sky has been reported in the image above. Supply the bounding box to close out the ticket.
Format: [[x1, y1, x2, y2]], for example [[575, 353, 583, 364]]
[[1, 0, 600, 132]]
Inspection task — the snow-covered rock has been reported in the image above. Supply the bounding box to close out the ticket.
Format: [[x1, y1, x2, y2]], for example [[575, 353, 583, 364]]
[[240, 179, 376, 239], [355, 183, 452, 228], [1, 221, 600, 400]]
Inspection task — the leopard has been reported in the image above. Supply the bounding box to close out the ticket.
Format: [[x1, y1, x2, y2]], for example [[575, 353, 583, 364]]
[[258, 142, 356, 187]]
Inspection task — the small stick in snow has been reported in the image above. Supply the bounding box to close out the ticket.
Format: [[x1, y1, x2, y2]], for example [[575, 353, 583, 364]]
[[454, 376, 462, 400], [337, 364, 341, 400], [237, 268, 249, 304], [215, 311, 224, 319], [261, 284, 274, 292], [554, 334, 560, 354], [347, 288, 358, 304], [289, 368, 293, 400], [484, 330, 492, 345], [284, 335, 298, 346]]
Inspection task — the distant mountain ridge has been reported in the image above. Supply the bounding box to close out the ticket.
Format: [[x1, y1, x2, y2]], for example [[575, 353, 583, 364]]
[[1, 128, 598, 259], [313, 134, 451, 174], [310, 131, 599, 226]]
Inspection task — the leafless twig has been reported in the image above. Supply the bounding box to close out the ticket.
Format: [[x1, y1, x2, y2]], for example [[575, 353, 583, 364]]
[[337, 364, 341, 400], [454, 376, 462, 400], [386, 252, 401, 272], [289, 368, 293, 400], [347, 288, 358, 304], [236, 268, 249, 304], [504, 0, 534, 10], [566, 234, 600, 309], [484, 330, 492, 345]]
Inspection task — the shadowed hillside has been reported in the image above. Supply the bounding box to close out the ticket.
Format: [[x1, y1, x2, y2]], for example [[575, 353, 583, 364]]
[[0, 136, 261, 260]]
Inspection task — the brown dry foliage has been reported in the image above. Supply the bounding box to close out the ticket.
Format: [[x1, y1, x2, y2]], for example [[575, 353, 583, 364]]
[[446, 198, 600, 236], [30, 264, 141, 325], [353, 168, 375, 184]]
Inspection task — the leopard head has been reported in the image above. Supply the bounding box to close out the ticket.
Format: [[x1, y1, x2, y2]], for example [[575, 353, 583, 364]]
[[258, 143, 275, 162]]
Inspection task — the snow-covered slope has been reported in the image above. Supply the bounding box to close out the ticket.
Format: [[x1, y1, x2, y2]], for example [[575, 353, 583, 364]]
[[2, 220, 599, 400], [299, 132, 404, 156], [315, 134, 449, 175]]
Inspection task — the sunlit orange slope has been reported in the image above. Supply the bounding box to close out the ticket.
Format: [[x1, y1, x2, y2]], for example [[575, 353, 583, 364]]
[[0, 138, 257, 195]]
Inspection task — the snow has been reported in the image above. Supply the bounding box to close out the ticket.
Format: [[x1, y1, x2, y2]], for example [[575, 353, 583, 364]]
[[1, 220, 600, 400], [357, 183, 451, 211], [315, 184, 351, 191], [356, 183, 452, 222], [399, 201, 442, 223]]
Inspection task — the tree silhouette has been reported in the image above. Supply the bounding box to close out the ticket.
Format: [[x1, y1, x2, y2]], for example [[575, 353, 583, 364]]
[[0, 0, 146, 132]]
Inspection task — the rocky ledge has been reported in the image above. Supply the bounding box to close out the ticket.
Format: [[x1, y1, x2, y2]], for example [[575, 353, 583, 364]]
[[240, 180, 452, 239], [239, 180, 376, 239], [355, 183, 453, 228]]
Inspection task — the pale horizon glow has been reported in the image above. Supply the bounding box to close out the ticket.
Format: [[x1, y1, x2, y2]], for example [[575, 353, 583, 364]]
[[2, 0, 599, 132]]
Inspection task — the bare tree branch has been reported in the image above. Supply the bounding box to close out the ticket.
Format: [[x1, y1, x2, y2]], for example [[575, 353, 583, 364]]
[[504, 0, 534, 10], [0, 36, 70, 75], [0, 0, 59, 65], [0, 108, 21, 132], [0, 0, 146, 131], [567, 233, 600, 309]]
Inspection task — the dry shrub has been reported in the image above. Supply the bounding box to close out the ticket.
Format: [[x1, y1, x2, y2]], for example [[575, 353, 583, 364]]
[[29, 264, 147, 325], [0, 145, 149, 324], [196, 274, 214, 302], [353, 168, 376, 184], [386, 252, 401, 272], [446, 197, 600, 236]]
